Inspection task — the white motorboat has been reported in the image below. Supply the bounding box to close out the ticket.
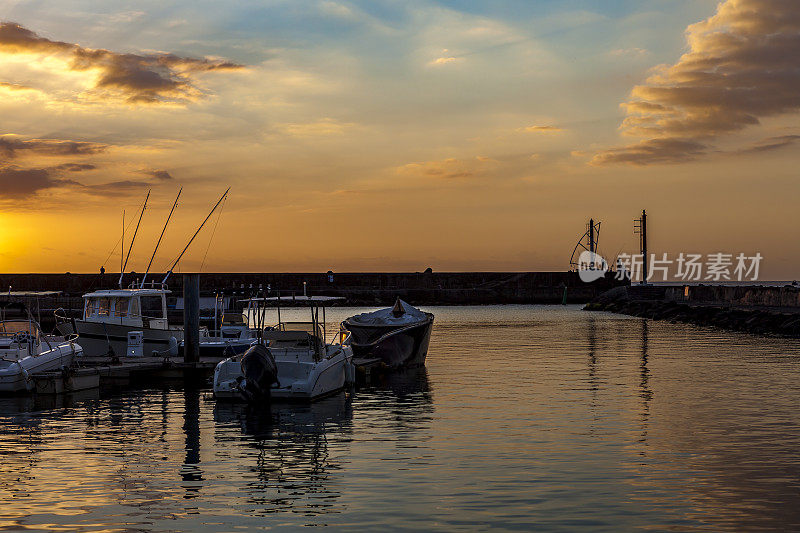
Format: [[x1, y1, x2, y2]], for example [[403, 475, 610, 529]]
[[0, 320, 83, 393], [56, 283, 204, 358], [213, 296, 355, 402]]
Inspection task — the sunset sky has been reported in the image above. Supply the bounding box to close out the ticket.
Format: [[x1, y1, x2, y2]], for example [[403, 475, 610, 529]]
[[0, 0, 798, 278]]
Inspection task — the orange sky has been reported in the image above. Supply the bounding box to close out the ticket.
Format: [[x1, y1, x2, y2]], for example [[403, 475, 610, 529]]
[[0, 1, 798, 278]]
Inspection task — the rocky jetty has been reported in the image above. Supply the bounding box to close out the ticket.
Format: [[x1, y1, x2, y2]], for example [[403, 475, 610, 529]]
[[586, 285, 800, 337]]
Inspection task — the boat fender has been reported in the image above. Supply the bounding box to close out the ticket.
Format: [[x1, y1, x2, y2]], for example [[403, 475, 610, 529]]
[[16, 360, 32, 392]]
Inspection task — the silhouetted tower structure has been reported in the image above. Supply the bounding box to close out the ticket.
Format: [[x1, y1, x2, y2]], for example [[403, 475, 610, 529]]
[[634, 210, 648, 285]]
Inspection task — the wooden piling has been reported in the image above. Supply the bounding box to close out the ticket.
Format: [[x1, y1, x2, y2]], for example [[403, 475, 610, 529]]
[[183, 273, 200, 363]]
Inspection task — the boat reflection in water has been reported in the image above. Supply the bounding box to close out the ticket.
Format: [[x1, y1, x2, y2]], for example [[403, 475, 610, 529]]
[[212, 393, 354, 516], [210, 367, 433, 517]]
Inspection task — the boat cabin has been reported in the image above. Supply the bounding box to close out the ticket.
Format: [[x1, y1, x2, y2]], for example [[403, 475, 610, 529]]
[[82, 288, 169, 329]]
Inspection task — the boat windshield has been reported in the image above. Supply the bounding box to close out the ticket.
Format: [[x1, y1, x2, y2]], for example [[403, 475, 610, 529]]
[[222, 312, 245, 325], [279, 321, 323, 339], [140, 295, 165, 319]]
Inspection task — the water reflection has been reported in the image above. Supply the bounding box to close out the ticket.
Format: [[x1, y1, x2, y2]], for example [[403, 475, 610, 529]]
[[356, 367, 434, 433], [182, 387, 203, 500], [639, 319, 652, 444], [213, 394, 354, 516], [2, 307, 800, 531]]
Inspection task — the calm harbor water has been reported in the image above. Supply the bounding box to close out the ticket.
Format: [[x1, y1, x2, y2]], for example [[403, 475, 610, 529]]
[[2, 305, 800, 531]]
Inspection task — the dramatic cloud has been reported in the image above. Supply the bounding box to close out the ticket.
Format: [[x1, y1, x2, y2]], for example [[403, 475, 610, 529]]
[[593, 0, 800, 165], [0, 136, 107, 159], [0, 167, 62, 198], [0, 164, 156, 200], [0, 22, 243, 104]]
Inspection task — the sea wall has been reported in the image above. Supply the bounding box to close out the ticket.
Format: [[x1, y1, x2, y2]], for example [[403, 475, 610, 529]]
[[0, 271, 625, 309], [586, 284, 800, 337]]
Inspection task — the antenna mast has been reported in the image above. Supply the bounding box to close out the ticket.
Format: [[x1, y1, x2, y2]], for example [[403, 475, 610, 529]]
[[141, 188, 182, 288], [119, 190, 151, 288], [121, 210, 125, 276], [162, 187, 230, 285]]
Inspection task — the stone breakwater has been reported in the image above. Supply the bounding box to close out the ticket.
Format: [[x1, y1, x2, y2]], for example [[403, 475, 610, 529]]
[[585, 285, 800, 337]]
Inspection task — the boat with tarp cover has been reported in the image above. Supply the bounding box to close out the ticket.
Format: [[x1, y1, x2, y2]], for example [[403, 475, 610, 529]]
[[343, 299, 433, 368]]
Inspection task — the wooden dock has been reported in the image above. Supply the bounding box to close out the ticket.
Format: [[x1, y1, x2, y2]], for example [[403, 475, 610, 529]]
[[29, 355, 388, 394]]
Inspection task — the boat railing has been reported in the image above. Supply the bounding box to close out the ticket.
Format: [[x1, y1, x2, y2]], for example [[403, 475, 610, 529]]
[[54, 307, 70, 323], [128, 280, 168, 291], [331, 327, 351, 346]]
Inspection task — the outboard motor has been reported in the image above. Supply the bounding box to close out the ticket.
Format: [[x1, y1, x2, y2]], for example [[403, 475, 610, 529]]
[[239, 344, 278, 403]]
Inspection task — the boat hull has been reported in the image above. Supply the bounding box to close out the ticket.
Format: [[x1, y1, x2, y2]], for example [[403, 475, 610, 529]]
[[344, 314, 433, 368], [57, 320, 182, 358], [214, 347, 354, 402], [0, 343, 81, 393]]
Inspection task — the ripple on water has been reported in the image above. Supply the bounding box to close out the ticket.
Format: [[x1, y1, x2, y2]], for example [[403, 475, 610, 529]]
[[1, 306, 800, 531]]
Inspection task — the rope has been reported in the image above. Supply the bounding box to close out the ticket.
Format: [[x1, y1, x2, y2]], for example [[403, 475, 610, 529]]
[[100, 195, 149, 269], [200, 195, 227, 272]]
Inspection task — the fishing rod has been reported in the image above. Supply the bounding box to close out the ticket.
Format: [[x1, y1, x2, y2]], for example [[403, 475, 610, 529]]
[[161, 187, 230, 285], [141, 188, 182, 288], [119, 190, 151, 288]]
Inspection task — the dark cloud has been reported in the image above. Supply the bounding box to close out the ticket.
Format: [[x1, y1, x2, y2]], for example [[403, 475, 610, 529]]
[[593, 0, 800, 165], [138, 169, 173, 180], [0, 164, 152, 200], [0, 136, 107, 159], [0, 167, 61, 198], [0, 22, 244, 105], [591, 138, 708, 166], [55, 162, 97, 172], [82, 180, 153, 196], [730, 134, 800, 155]]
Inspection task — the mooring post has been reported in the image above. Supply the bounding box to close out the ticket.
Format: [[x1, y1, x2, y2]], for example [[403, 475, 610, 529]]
[[183, 274, 200, 363]]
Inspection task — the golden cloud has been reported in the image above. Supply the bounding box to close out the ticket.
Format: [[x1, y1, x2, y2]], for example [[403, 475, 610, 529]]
[[397, 156, 496, 179], [590, 138, 707, 166], [593, 0, 800, 165], [430, 56, 461, 65], [0, 22, 243, 105], [0, 135, 107, 158], [279, 118, 355, 137], [520, 125, 562, 133]]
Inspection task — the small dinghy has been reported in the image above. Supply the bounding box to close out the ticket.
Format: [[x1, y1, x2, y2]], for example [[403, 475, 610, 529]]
[[0, 322, 82, 393], [343, 299, 433, 368]]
